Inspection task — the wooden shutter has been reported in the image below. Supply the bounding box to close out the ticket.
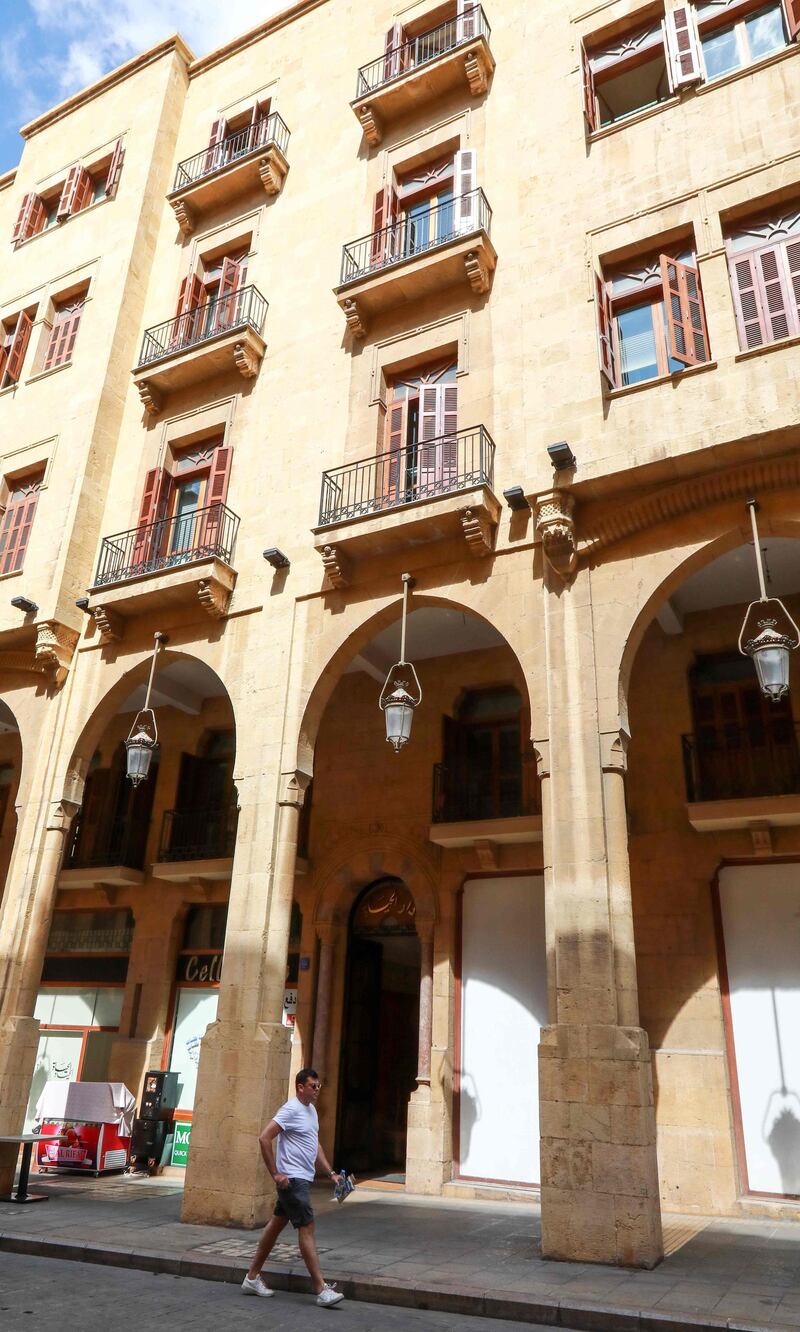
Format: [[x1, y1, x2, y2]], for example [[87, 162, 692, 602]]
[[12, 192, 39, 244], [203, 116, 227, 172], [581, 43, 597, 134], [664, 6, 702, 89], [57, 166, 83, 220], [132, 467, 173, 568], [440, 382, 459, 485], [173, 273, 204, 347], [594, 271, 617, 388], [729, 251, 768, 349], [43, 301, 85, 371], [215, 257, 242, 331], [4, 312, 32, 384], [383, 21, 405, 80], [454, 149, 478, 233], [0, 489, 40, 575], [755, 245, 793, 342], [660, 255, 709, 365], [200, 446, 233, 551], [381, 397, 407, 504], [785, 237, 800, 329], [370, 185, 398, 265], [418, 384, 443, 494], [457, 0, 478, 41], [783, 0, 800, 39], [105, 139, 125, 195], [0, 340, 7, 384]]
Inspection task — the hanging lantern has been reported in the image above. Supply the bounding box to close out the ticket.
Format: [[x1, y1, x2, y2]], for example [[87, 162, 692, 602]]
[[378, 573, 422, 753], [124, 632, 167, 785], [739, 502, 799, 703]]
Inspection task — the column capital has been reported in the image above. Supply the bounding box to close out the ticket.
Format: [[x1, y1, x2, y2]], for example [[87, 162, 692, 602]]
[[600, 729, 629, 774], [531, 489, 577, 582], [278, 769, 311, 809], [533, 738, 550, 781], [46, 798, 80, 833]]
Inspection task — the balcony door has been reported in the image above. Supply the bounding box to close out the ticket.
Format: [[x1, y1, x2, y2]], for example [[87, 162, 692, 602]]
[[168, 730, 236, 861], [439, 686, 524, 822], [690, 655, 800, 801], [69, 744, 157, 870], [381, 361, 457, 507]]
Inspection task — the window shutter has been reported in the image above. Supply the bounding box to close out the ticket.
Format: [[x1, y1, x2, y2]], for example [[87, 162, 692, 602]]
[[215, 257, 242, 331], [371, 186, 398, 265], [457, 0, 478, 41], [5, 312, 33, 384], [74, 168, 94, 214], [44, 301, 85, 372], [381, 397, 408, 504], [132, 468, 173, 569], [755, 245, 793, 342], [57, 166, 81, 220], [660, 255, 709, 366], [782, 0, 800, 39], [383, 21, 405, 80], [200, 447, 233, 551], [594, 272, 617, 388], [29, 197, 47, 236], [440, 383, 459, 485], [12, 193, 36, 245], [0, 489, 40, 575], [664, 6, 702, 89], [729, 252, 767, 349], [785, 238, 800, 329], [173, 273, 204, 346], [418, 384, 442, 493], [454, 149, 478, 233], [203, 117, 228, 172], [105, 139, 125, 195], [581, 43, 597, 134]]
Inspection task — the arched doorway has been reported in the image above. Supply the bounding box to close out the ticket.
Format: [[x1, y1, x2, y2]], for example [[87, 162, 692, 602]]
[[336, 878, 420, 1176]]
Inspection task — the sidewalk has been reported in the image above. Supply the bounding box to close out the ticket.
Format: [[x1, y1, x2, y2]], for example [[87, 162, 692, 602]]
[[1, 1173, 799, 1331]]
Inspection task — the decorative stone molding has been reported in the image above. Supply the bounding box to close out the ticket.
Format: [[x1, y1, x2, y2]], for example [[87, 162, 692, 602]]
[[46, 797, 81, 833], [0, 650, 46, 678], [474, 838, 498, 870], [600, 729, 629, 775], [258, 146, 289, 196], [357, 103, 382, 146], [464, 50, 490, 95], [533, 740, 550, 782], [35, 621, 79, 687], [464, 249, 490, 294], [92, 605, 124, 643], [320, 545, 351, 589], [232, 341, 260, 378], [534, 490, 577, 580], [459, 505, 494, 557], [278, 769, 311, 809], [342, 298, 367, 339], [197, 578, 230, 619], [169, 196, 195, 235], [136, 379, 162, 417]]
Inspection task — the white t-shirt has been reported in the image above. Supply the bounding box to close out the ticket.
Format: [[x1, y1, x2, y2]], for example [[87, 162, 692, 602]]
[[273, 1097, 319, 1181]]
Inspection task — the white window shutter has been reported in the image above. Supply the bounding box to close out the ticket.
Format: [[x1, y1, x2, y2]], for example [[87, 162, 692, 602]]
[[454, 149, 478, 234], [664, 6, 703, 90], [457, 0, 477, 41]]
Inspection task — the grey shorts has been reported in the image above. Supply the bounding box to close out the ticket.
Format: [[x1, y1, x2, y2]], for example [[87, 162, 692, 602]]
[[274, 1177, 314, 1229]]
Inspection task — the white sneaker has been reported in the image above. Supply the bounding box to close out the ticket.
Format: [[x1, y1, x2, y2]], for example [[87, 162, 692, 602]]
[[241, 1274, 274, 1297], [316, 1283, 344, 1307]]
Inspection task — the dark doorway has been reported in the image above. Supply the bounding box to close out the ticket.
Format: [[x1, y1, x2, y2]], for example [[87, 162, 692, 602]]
[[336, 878, 420, 1176]]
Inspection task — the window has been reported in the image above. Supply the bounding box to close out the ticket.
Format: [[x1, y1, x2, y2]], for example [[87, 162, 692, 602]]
[[437, 686, 527, 821], [370, 148, 479, 267], [43, 294, 86, 372], [595, 246, 710, 389], [10, 140, 124, 246], [132, 439, 233, 571], [0, 472, 43, 575], [172, 248, 249, 346], [0, 309, 34, 388], [726, 205, 800, 348], [204, 102, 272, 174], [381, 0, 477, 81], [381, 360, 458, 501], [697, 0, 790, 80], [583, 19, 671, 128]]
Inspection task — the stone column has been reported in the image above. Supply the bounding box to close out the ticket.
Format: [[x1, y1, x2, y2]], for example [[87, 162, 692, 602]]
[[534, 528, 662, 1268], [405, 920, 444, 1194], [182, 770, 308, 1227], [416, 930, 434, 1087], [311, 925, 335, 1077], [107, 898, 185, 1098]]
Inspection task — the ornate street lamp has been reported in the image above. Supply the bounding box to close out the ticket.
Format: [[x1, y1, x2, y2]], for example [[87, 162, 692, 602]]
[[739, 501, 799, 702], [379, 573, 422, 753], [125, 632, 167, 785]]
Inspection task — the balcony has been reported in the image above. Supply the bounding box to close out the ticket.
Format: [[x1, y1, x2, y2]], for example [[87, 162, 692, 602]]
[[152, 805, 238, 884], [86, 503, 239, 641], [58, 814, 149, 890], [352, 7, 494, 145], [313, 426, 499, 584], [168, 113, 291, 234], [132, 285, 267, 416], [682, 724, 800, 833], [335, 191, 495, 338], [429, 757, 542, 852]]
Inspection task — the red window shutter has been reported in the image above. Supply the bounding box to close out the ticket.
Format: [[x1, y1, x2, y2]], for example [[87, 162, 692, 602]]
[[74, 168, 94, 214], [0, 342, 7, 383], [457, 0, 477, 41], [594, 272, 616, 387], [173, 273, 204, 347], [215, 257, 242, 330], [57, 166, 81, 220], [200, 447, 233, 550], [783, 0, 800, 39], [454, 149, 478, 233], [44, 302, 84, 372], [0, 489, 40, 575], [755, 245, 792, 342], [660, 255, 709, 366], [105, 139, 124, 196], [203, 116, 228, 172], [28, 197, 47, 237], [12, 193, 37, 244], [581, 43, 597, 134], [208, 116, 227, 148], [371, 186, 398, 264], [381, 397, 408, 504], [664, 6, 702, 89], [729, 252, 767, 349], [4, 312, 33, 384], [383, 21, 405, 80], [132, 468, 173, 567]]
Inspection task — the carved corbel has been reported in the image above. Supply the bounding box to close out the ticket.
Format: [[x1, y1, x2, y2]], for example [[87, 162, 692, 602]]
[[92, 605, 124, 643], [342, 298, 367, 339], [357, 103, 382, 146], [35, 621, 79, 687], [169, 196, 195, 236], [320, 545, 351, 589], [197, 578, 231, 619], [459, 505, 494, 558], [258, 147, 289, 196], [279, 769, 311, 809], [600, 729, 629, 775], [533, 739, 550, 783], [475, 839, 498, 870], [0, 650, 46, 678], [233, 341, 260, 378], [47, 797, 81, 834], [534, 490, 577, 581], [464, 50, 490, 95], [464, 250, 490, 294], [136, 379, 162, 417]]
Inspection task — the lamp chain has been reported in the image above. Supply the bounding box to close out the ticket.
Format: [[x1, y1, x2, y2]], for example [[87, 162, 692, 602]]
[[747, 499, 769, 602]]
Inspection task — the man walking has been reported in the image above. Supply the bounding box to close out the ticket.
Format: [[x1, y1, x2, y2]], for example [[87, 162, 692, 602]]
[[242, 1067, 345, 1308]]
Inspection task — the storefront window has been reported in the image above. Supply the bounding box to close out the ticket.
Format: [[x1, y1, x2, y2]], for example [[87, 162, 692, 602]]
[[167, 904, 227, 1116], [169, 989, 219, 1111], [26, 986, 125, 1129]]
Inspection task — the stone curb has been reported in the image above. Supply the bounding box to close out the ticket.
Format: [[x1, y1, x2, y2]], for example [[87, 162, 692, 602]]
[[0, 1231, 792, 1332]]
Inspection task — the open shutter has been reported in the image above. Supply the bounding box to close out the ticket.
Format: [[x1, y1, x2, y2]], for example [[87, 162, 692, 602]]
[[454, 149, 478, 233], [383, 21, 406, 80], [131, 467, 173, 570], [4, 312, 32, 384], [370, 185, 398, 265], [782, 0, 800, 39], [12, 192, 39, 245], [203, 117, 228, 172], [664, 6, 702, 89], [660, 255, 709, 365], [381, 397, 408, 504], [440, 382, 459, 486], [457, 0, 478, 41], [0, 489, 40, 575], [44, 301, 85, 372], [581, 43, 597, 134], [785, 238, 800, 330], [200, 446, 233, 552], [417, 384, 442, 495], [729, 252, 768, 349], [755, 246, 793, 342], [105, 139, 124, 195], [173, 273, 204, 347], [57, 166, 81, 220], [594, 272, 617, 388], [215, 257, 242, 331]]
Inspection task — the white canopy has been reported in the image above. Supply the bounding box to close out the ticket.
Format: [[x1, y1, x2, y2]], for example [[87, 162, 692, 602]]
[[35, 1081, 136, 1135]]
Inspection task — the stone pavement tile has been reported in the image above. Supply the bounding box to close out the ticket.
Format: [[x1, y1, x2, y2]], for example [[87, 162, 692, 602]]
[[712, 1290, 785, 1319], [653, 1280, 738, 1313]]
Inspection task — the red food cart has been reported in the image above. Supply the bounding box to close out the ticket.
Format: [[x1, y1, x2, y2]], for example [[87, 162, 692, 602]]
[[34, 1081, 135, 1175]]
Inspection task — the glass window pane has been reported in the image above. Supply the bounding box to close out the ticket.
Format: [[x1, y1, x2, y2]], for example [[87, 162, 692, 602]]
[[25, 1031, 85, 1129], [745, 4, 786, 60], [169, 989, 219, 1111], [34, 988, 97, 1026], [616, 303, 659, 385], [702, 25, 741, 80], [92, 988, 124, 1027]]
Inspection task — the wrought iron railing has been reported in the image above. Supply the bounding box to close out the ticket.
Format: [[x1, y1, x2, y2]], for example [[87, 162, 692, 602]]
[[158, 805, 239, 862], [340, 189, 491, 284], [173, 113, 290, 191], [137, 284, 267, 367], [319, 425, 494, 525], [432, 753, 538, 823], [356, 6, 490, 97], [682, 724, 800, 803], [92, 502, 239, 588], [67, 814, 150, 871]]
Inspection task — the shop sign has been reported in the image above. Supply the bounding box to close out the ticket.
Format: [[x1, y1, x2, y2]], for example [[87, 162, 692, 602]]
[[175, 952, 222, 984], [171, 1121, 192, 1167], [282, 988, 297, 1028]]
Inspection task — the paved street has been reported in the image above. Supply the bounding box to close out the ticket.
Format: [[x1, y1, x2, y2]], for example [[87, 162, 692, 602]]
[[0, 1252, 564, 1331]]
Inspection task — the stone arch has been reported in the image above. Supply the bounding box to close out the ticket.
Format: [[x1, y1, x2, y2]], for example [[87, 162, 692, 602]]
[[313, 834, 438, 932]]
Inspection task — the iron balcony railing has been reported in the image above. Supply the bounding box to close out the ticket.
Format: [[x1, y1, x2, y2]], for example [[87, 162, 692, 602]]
[[173, 113, 290, 191], [158, 804, 239, 863], [356, 6, 490, 97], [93, 502, 239, 588], [137, 284, 267, 368], [340, 188, 491, 284], [319, 425, 494, 526], [67, 814, 150, 871], [682, 724, 800, 803], [432, 753, 538, 824]]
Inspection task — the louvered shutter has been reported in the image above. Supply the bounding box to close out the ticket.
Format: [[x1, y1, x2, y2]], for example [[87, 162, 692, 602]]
[[383, 21, 405, 80], [454, 149, 477, 233], [782, 0, 800, 39], [105, 139, 124, 196], [440, 383, 459, 486], [729, 252, 768, 349], [203, 117, 227, 172], [417, 384, 442, 495], [172, 273, 204, 348], [785, 237, 800, 329], [664, 6, 702, 89], [200, 447, 233, 552], [5, 312, 32, 384], [214, 257, 241, 331], [755, 246, 793, 342], [28, 197, 47, 236], [44, 302, 85, 371], [581, 43, 597, 134], [74, 168, 94, 214], [457, 0, 478, 41], [0, 341, 7, 383], [132, 467, 173, 570], [660, 255, 709, 365], [0, 489, 40, 575], [594, 272, 617, 387], [371, 185, 398, 265], [57, 166, 81, 220], [382, 397, 407, 505], [12, 193, 37, 245]]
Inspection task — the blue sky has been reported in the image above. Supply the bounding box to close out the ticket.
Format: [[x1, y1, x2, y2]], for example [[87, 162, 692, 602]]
[[0, 0, 287, 174]]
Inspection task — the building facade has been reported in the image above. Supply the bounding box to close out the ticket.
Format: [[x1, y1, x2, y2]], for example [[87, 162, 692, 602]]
[[0, 0, 799, 1269]]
